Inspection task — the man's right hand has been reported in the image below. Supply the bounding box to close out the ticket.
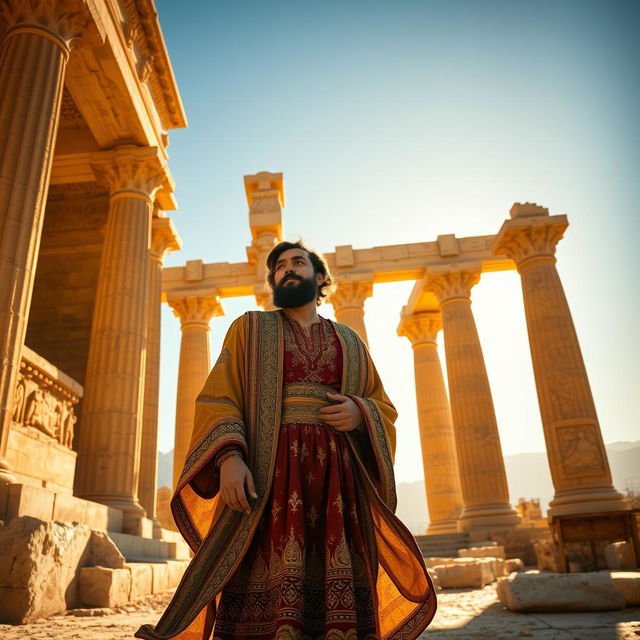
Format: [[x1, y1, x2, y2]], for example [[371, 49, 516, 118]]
[[219, 455, 257, 515]]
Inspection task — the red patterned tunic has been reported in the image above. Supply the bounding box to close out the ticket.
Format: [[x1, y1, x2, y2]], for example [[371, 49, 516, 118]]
[[214, 314, 377, 639]]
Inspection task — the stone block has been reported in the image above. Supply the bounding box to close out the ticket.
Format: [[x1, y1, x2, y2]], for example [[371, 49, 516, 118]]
[[126, 563, 153, 600], [107, 506, 123, 532], [6, 427, 77, 494], [89, 530, 125, 568], [78, 566, 131, 608], [605, 541, 636, 571], [84, 499, 111, 530], [52, 492, 87, 523], [5, 484, 54, 522], [611, 571, 640, 606], [534, 539, 562, 572], [496, 571, 625, 612], [427, 568, 441, 591], [423, 556, 457, 568], [151, 562, 169, 594], [459, 544, 506, 560], [431, 559, 496, 589], [0, 516, 91, 623], [506, 558, 525, 573]]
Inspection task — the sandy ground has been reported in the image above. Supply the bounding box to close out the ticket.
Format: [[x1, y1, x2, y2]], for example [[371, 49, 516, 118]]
[[0, 585, 638, 639]]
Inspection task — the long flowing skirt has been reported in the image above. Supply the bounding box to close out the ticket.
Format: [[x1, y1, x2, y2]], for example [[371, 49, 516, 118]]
[[213, 422, 378, 640]]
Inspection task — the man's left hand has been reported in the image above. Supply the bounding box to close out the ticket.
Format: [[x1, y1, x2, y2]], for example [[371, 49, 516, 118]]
[[320, 392, 364, 432]]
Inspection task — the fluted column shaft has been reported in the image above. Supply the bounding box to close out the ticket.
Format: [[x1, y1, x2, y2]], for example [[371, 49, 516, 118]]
[[138, 217, 181, 536], [494, 205, 628, 515], [169, 296, 223, 489], [330, 281, 373, 346], [76, 148, 166, 532], [0, 12, 78, 483], [429, 267, 520, 531], [398, 312, 463, 534]]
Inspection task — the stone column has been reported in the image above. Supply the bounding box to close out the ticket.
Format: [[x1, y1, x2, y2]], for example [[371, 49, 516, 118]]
[[244, 172, 284, 309], [330, 280, 373, 346], [75, 147, 167, 534], [494, 203, 628, 516], [398, 310, 463, 533], [0, 2, 88, 483], [427, 266, 520, 531], [139, 216, 181, 538], [168, 294, 224, 490]]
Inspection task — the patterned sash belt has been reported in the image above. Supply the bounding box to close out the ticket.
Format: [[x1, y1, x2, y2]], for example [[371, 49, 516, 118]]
[[281, 382, 338, 425]]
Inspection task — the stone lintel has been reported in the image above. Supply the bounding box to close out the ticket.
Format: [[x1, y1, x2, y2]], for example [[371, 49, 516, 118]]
[[161, 238, 515, 305]]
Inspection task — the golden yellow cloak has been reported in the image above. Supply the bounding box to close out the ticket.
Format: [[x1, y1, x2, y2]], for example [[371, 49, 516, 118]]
[[136, 310, 436, 640]]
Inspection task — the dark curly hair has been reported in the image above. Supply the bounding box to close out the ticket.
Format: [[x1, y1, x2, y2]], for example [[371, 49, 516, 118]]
[[266, 240, 335, 306]]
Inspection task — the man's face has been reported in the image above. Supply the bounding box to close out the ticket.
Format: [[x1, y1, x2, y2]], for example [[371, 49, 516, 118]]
[[272, 248, 322, 309]]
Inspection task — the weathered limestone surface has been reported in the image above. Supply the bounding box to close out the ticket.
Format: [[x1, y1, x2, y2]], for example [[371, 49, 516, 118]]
[[505, 558, 525, 573], [497, 571, 625, 612], [493, 203, 628, 516], [459, 544, 506, 560], [397, 311, 463, 534], [605, 541, 636, 571], [79, 566, 132, 609], [0, 516, 92, 623], [612, 571, 640, 606], [432, 558, 496, 588], [534, 539, 562, 572], [89, 530, 126, 569]]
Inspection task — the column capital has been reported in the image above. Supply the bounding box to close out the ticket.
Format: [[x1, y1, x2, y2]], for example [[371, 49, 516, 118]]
[[425, 264, 481, 306], [151, 217, 182, 264], [168, 294, 225, 329], [0, 0, 104, 54], [493, 203, 568, 267], [330, 279, 373, 312], [90, 146, 170, 203], [397, 311, 442, 346]]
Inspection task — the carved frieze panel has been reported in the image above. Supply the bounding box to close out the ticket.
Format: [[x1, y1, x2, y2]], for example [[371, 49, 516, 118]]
[[11, 347, 83, 451], [556, 424, 607, 478]]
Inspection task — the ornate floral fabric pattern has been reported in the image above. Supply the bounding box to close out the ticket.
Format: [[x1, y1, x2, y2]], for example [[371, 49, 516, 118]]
[[214, 316, 377, 639]]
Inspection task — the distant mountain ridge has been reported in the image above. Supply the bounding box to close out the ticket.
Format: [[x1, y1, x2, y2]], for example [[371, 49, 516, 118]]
[[157, 441, 640, 535]]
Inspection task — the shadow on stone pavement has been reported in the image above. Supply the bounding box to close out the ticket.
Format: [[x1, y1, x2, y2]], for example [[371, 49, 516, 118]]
[[420, 585, 640, 640]]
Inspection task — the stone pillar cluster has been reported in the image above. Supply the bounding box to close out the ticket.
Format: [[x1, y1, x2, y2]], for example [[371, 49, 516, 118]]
[[494, 203, 627, 516], [0, 1, 89, 484], [75, 147, 167, 534]]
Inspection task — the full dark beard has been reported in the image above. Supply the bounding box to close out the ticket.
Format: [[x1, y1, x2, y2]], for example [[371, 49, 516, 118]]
[[273, 275, 318, 308]]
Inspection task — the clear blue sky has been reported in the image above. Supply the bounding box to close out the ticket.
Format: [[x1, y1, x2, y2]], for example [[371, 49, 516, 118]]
[[154, 0, 639, 486]]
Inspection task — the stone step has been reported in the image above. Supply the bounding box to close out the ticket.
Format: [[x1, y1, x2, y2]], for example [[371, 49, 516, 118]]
[[108, 531, 191, 562]]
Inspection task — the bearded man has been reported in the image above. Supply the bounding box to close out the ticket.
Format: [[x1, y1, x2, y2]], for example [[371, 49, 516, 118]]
[[136, 241, 436, 640]]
